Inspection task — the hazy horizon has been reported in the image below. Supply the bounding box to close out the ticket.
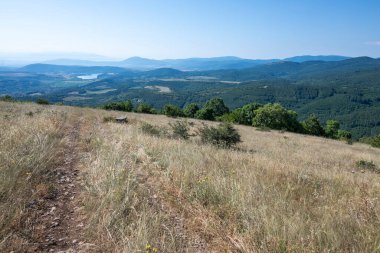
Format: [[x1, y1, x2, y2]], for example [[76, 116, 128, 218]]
[[1, 0, 380, 60]]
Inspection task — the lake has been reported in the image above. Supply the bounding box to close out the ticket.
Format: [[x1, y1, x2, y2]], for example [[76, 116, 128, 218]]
[[77, 73, 101, 80]]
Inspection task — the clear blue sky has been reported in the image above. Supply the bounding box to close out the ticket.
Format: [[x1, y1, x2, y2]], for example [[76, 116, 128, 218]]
[[0, 0, 379, 59]]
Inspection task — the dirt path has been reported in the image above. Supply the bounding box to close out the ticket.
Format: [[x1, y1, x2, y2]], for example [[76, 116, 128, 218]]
[[28, 117, 87, 252]]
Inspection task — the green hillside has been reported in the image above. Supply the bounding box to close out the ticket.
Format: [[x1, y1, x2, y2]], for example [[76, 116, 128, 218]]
[[2, 57, 380, 138]]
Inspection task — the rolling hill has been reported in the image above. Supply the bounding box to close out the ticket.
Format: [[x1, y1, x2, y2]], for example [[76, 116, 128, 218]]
[[2, 57, 380, 139], [1, 101, 379, 252], [40, 55, 350, 71]]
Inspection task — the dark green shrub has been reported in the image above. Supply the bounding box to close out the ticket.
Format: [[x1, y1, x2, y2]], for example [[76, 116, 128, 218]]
[[135, 103, 154, 114], [140, 123, 167, 137], [25, 111, 34, 117], [325, 120, 340, 139], [198, 123, 241, 148], [337, 130, 352, 140], [103, 116, 115, 123], [356, 160, 378, 172], [252, 103, 301, 132], [183, 103, 200, 118], [169, 120, 190, 140], [238, 103, 263, 125], [103, 100, 133, 112], [195, 108, 215, 120], [196, 98, 229, 120], [217, 103, 263, 125], [36, 98, 49, 105], [204, 98, 229, 117], [163, 104, 184, 117], [0, 95, 14, 102], [302, 114, 325, 136], [360, 134, 380, 148], [216, 111, 241, 123], [122, 100, 133, 112]]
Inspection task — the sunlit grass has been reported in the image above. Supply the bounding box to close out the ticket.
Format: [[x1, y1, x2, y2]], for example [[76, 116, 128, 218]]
[[1, 101, 380, 252]]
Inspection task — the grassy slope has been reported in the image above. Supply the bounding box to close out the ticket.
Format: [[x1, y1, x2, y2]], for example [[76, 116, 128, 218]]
[[0, 102, 70, 250], [1, 102, 380, 252]]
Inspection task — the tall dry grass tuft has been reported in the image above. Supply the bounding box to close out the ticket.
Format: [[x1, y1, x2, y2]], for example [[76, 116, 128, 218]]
[[77, 110, 380, 252], [2, 102, 380, 252], [0, 102, 68, 251], [78, 110, 192, 252]]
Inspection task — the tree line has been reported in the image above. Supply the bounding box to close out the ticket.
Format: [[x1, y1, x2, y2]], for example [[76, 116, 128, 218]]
[[101, 98, 352, 141]]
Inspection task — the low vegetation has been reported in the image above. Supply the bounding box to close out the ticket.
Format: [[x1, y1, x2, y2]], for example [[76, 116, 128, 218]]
[[162, 104, 184, 117], [102, 100, 133, 112], [169, 120, 190, 140], [140, 122, 168, 137], [2, 101, 380, 252], [102, 98, 353, 142], [356, 160, 378, 173], [135, 102, 156, 114], [35, 98, 49, 105], [0, 102, 68, 251], [360, 134, 380, 148], [198, 122, 241, 148]]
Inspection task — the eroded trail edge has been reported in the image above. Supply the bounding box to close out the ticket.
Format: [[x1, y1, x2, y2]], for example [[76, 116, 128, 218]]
[[29, 116, 86, 252]]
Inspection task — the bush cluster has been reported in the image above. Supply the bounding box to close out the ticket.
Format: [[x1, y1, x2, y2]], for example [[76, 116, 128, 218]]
[[356, 160, 378, 173], [36, 98, 49, 105], [360, 134, 380, 148], [169, 120, 190, 140], [198, 123, 241, 148], [140, 122, 168, 137], [140, 120, 241, 149], [102, 100, 133, 112], [102, 97, 352, 141], [0, 95, 14, 102]]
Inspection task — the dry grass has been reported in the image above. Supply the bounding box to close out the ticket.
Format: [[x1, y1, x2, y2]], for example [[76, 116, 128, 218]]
[[1, 102, 380, 252], [0, 102, 68, 250]]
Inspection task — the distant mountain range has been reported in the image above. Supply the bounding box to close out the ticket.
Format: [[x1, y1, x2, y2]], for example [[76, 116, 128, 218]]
[[18, 56, 379, 80], [0, 53, 353, 71], [42, 55, 351, 71]]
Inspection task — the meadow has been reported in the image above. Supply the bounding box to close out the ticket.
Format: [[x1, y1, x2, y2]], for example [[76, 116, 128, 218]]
[[1, 101, 380, 252]]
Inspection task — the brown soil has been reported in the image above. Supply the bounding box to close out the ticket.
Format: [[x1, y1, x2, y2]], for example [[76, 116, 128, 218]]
[[24, 118, 87, 252]]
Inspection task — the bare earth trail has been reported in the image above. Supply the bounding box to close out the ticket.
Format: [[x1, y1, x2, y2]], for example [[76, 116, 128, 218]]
[[28, 115, 87, 252]]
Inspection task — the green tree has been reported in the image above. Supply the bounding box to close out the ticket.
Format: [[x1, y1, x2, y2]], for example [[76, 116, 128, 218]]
[[183, 103, 199, 118], [135, 103, 154, 114], [204, 98, 229, 117], [195, 108, 215, 120], [196, 98, 229, 120], [237, 102, 263, 125], [252, 103, 301, 132], [337, 130, 352, 140], [302, 114, 325, 136], [36, 98, 49, 105], [122, 100, 133, 112], [163, 104, 184, 117], [216, 109, 242, 123], [0, 95, 14, 102], [102, 100, 133, 112], [325, 120, 340, 138]]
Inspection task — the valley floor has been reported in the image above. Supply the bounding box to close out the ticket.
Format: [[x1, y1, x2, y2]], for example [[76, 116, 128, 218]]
[[1, 101, 380, 252]]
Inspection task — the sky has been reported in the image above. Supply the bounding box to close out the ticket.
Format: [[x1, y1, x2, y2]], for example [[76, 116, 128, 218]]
[[0, 0, 380, 60]]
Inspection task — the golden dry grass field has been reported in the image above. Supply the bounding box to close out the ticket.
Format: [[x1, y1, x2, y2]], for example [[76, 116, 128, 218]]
[[1, 101, 380, 252]]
